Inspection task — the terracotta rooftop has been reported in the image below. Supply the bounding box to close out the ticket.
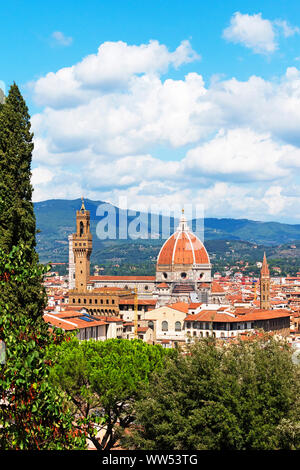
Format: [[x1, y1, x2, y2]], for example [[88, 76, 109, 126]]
[[165, 302, 191, 314], [185, 308, 291, 323]]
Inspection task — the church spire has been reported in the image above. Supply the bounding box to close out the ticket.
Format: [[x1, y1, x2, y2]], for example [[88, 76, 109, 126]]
[[261, 251, 269, 276]]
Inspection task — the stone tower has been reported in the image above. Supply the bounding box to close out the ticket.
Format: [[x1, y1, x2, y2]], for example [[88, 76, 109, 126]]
[[260, 252, 270, 310], [72, 198, 92, 291]]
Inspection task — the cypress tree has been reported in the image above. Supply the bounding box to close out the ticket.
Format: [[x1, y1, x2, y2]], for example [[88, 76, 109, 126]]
[[0, 83, 45, 318], [0, 84, 87, 449]]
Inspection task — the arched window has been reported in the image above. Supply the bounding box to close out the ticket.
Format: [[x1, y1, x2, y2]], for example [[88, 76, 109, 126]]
[[175, 321, 181, 331], [80, 221, 84, 236], [162, 321, 168, 331], [148, 321, 154, 330]]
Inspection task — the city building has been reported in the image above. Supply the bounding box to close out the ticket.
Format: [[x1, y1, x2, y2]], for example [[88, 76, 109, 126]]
[[42, 200, 295, 346], [68, 201, 226, 307]]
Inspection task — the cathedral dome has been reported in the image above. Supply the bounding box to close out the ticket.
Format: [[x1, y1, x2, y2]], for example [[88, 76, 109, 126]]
[[157, 211, 210, 267]]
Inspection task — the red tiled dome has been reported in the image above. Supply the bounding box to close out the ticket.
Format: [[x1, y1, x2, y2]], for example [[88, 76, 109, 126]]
[[157, 213, 210, 266]]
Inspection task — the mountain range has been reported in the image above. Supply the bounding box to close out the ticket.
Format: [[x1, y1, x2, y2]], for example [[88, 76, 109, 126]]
[[34, 199, 300, 266]]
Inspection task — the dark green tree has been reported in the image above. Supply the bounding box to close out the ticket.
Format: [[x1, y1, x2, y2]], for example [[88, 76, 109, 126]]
[[0, 84, 86, 449], [0, 83, 46, 319], [49, 337, 172, 450], [0, 245, 87, 449], [124, 336, 300, 450]]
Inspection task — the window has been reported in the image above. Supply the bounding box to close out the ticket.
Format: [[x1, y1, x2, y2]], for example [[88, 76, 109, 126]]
[[148, 321, 154, 330], [181, 272, 187, 279], [162, 321, 168, 331], [145, 285, 149, 290], [175, 321, 181, 331]]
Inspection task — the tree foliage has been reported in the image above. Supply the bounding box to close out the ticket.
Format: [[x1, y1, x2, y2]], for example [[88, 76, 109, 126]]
[[49, 337, 172, 450], [124, 336, 300, 450], [0, 83, 46, 320], [0, 245, 87, 449], [0, 84, 86, 449]]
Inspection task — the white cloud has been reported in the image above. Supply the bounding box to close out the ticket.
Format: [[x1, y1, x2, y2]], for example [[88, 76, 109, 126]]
[[223, 12, 300, 55], [262, 186, 286, 215], [223, 12, 276, 54], [273, 19, 300, 38], [183, 128, 291, 181], [31, 167, 54, 185], [32, 40, 199, 108], [29, 39, 300, 221], [51, 31, 73, 46]]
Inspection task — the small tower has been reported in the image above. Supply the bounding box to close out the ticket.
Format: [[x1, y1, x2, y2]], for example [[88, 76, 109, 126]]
[[72, 197, 92, 291], [260, 252, 270, 310]]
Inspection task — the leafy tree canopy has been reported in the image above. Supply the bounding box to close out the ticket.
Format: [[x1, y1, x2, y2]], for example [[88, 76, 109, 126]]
[[0, 245, 86, 449], [49, 337, 173, 450], [124, 336, 300, 451]]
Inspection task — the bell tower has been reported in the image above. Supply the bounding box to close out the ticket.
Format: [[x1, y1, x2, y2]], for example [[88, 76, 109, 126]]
[[72, 197, 92, 291], [260, 252, 270, 310]]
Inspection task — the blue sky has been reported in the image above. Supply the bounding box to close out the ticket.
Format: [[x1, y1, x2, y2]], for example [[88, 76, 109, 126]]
[[2, 1, 300, 223]]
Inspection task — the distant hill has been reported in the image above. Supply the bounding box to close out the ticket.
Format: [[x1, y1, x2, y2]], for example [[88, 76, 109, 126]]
[[34, 199, 300, 265], [203, 217, 300, 245]]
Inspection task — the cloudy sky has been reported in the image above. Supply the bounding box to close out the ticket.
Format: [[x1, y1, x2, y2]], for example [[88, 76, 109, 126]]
[[2, 0, 300, 223]]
